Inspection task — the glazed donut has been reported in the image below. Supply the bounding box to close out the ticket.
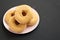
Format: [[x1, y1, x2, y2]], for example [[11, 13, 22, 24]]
[[5, 9, 15, 24], [28, 8, 38, 26], [15, 5, 32, 24], [8, 17, 27, 33]]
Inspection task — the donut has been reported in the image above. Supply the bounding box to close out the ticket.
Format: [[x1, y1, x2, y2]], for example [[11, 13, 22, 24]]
[[28, 8, 38, 26], [15, 5, 32, 24], [8, 17, 27, 33], [5, 9, 15, 24]]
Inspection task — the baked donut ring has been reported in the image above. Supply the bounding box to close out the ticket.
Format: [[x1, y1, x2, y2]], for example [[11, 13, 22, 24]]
[[28, 8, 38, 26], [5, 9, 15, 24], [15, 5, 32, 24], [8, 17, 27, 33]]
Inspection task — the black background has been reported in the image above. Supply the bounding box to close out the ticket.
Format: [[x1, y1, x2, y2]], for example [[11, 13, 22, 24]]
[[0, 0, 60, 40]]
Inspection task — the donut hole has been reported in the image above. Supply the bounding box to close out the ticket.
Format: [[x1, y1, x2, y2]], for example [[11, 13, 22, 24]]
[[11, 13, 15, 16], [15, 20, 20, 25], [22, 11, 27, 16]]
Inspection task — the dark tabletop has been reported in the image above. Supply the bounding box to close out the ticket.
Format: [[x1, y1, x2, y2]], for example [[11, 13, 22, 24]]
[[0, 0, 60, 40]]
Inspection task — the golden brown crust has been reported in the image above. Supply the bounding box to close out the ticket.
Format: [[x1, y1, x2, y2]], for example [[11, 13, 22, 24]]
[[28, 12, 38, 26], [15, 5, 32, 24], [5, 9, 15, 24], [8, 17, 27, 33]]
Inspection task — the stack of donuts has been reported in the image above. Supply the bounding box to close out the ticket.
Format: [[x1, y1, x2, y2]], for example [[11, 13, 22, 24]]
[[5, 5, 38, 33]]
